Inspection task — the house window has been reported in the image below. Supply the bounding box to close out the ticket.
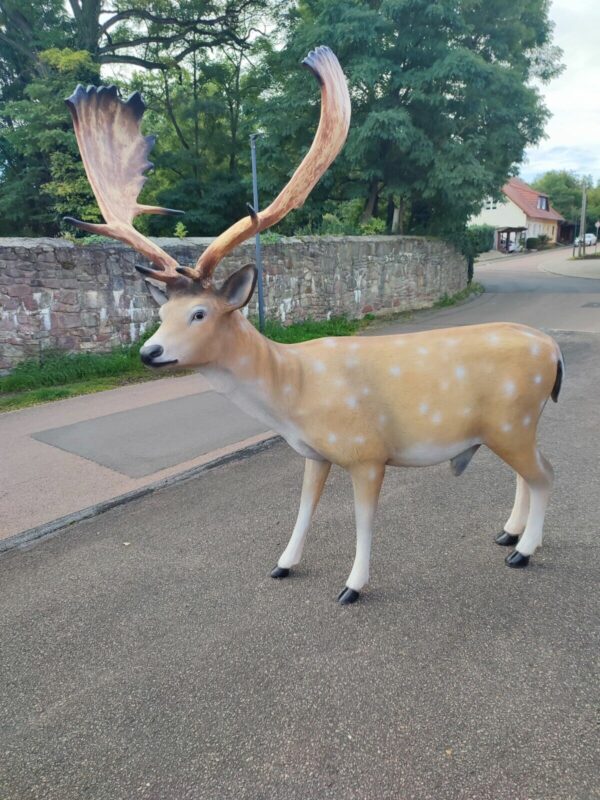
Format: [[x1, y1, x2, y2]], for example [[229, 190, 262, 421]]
[[537, 196, 549, 211], [484, 198, 498, 211]]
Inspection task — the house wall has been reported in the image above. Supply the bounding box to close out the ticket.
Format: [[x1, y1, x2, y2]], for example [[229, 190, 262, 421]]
[[0, 235, 467, 372], [470, 199, 560, 245], [527, 218, 559, 243], [469, 198, 527, 230]]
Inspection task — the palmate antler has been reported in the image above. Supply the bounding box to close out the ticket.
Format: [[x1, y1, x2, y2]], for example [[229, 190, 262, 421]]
[[65, 85, 184, 283], [181, 46, 352, 286], [66, 46, 351, 288]]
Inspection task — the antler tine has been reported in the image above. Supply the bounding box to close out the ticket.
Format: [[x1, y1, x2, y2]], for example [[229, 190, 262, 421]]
[[192, 46, 351, 285], [65, 84, 184, 284]]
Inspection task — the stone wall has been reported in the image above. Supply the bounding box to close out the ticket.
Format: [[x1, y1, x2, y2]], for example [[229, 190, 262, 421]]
[[0, 236, 466, 371]]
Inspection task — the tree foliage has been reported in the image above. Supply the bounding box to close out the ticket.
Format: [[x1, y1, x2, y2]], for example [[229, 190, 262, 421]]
[[261, 0, 561, 238], [0, 0, 562, 240], [532, 170, 600, 232]]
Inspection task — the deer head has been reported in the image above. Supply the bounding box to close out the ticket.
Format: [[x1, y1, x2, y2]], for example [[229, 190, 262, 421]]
[[66, 47, 351, 369]]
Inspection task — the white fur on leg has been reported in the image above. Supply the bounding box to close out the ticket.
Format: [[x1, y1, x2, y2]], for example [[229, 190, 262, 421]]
[[278, 504, 314, 568], [278, 460, 331, 569], [516, 484, 551, 555], [516, 454, 553, 556], [345, 465, 385, 592], [504, 474, 530, 535]]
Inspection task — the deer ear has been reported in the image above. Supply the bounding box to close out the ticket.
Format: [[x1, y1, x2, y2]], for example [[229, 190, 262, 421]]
[[219, 264, 257, 310], [145, 279, 168, 306]]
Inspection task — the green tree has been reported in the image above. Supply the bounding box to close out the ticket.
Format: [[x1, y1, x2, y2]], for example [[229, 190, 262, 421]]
[[128, 42, 265, 236], [531, 170, 584, 223], [0, 0, 270, 234], [532, 171, 600, 233], [0, 47, 100, 235], [587, 183, 600, 234], [260, 0, 562, 237]]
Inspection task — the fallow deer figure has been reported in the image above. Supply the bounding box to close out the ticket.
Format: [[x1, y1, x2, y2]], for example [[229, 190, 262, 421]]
[[66, 47, 563, 604]]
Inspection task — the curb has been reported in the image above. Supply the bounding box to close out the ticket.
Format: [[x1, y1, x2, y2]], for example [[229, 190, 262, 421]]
[[0, 435, 282, 557]]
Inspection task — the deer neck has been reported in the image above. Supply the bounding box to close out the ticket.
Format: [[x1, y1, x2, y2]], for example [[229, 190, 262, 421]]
[[200, 313, 294, 430]]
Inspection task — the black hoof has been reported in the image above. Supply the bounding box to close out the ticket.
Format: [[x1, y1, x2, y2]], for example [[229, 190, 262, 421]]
[[495, 530, 520, 547], [270, 566, 290, 579], [505, 550, 530, 568], [337, 587, 360, 605]]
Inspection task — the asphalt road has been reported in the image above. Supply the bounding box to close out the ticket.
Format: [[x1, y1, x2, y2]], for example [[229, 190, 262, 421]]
[[1, 258, 599, 800]]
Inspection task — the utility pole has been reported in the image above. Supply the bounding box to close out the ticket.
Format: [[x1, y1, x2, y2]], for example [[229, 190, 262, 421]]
[[578, 180, 587, 258], [249, 133, 265, 332]]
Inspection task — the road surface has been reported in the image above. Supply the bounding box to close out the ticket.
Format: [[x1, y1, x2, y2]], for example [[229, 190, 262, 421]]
[[1, 250, 598, 800]]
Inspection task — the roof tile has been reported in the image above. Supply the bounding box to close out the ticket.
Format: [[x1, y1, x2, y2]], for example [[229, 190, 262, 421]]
[[503, 177, 564, 222]]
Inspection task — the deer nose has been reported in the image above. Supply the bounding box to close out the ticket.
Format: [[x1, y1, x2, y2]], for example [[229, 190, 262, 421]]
[[140, 344, 164, 365]]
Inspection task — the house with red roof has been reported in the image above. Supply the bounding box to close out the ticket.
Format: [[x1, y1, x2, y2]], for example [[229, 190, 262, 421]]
[[470, 177, 564, 252]]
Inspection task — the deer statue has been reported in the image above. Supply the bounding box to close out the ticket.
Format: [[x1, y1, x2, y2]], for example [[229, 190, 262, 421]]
[[65, 47, 564, 604]]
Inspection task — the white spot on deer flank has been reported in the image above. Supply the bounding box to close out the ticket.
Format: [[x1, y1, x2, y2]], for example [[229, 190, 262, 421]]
[[418, 346, 429, 356], [313, 360, 326, 374], [323, 338, 338, 348], [501, 422, 512, 433], [488, 333, 500, 345], [346, 357, 359, 368], [522, 415, 531, 427], [282, 384, 293, 395], [455, 365, 466, 380], [345, 395, 358, 409], [431, 411, 442, 425], [419, 402, 429, 415], [353, 435, 366, 444], [389, 365, 402, 377], [439, 379, 450, 391], [461, 407, 472, 416], [328, 432, 337, 443], [503, 379, 516, 397], [379, 413, 387, 425], [362, 386, 371, 396], [238, 356, 250, 367], [534, 374, 542, 384], [368, 467, 378, 480], [349, 342, 360, 351], [530, 343, 540, 356]]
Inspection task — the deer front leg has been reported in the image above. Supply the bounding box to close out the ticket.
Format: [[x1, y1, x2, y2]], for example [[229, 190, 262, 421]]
[[337, 463, 385, 605], [271, 458, 331, 578]]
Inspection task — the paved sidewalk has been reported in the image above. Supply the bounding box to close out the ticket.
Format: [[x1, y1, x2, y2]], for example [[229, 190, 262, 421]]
[[0, 373, 271, 544]]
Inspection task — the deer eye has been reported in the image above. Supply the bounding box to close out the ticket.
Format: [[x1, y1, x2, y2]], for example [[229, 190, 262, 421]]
[[191, 308, 206, 323]]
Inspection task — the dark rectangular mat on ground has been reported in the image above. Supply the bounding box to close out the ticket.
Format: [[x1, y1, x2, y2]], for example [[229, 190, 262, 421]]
[[32, 391, 267, 478]]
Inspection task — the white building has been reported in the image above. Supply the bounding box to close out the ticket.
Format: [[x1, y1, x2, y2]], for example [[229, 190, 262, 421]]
[[471, 177, 564, 251]]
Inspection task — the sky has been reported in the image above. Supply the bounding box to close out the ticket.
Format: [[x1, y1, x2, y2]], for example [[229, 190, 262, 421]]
[[521, 0, 600, 184]]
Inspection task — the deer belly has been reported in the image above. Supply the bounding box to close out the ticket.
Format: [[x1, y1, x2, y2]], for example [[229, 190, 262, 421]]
[[388, 437, 481, 468]]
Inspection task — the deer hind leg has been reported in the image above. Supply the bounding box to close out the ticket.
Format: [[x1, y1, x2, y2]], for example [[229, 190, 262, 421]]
[[488, 438, 554, 568], [337, 463, 385, 605], [271, 458, 331, 578], [495, 475, 530, 547]]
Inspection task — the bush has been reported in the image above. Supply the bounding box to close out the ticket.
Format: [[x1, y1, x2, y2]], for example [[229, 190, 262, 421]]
[[466, 224, 495, 254], [359, 217, 386, 235], [537, 233, 550, 249], [320, 213, 347, 235], [319, 199, 385, 236], [526, 237, 539, 250], [174, 221, 188, 239]]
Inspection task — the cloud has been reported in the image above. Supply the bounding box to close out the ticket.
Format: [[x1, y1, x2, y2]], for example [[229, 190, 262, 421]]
[[523, 0, 600, 183]]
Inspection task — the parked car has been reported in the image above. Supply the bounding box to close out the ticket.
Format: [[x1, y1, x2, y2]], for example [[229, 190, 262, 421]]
[[575, 233, 597, 246]]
